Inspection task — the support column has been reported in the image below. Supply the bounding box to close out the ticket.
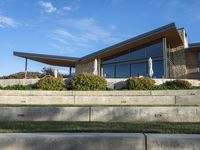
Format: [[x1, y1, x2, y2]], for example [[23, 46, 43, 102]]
[[163, 38, 168, 78], [69, 67, 72, 77], [25, 58, 28, 79]]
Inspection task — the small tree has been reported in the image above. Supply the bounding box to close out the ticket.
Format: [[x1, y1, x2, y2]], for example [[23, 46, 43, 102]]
[[41, 67, 54, 76]]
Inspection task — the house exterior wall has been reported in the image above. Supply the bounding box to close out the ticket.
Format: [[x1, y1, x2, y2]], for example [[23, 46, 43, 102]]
[[169, 29, 188, 79], [185, 50, 200, 79], [170, 46, 187, 78]]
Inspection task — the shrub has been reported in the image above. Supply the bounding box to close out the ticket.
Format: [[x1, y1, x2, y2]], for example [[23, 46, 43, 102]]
[[127, 77, 155, 90], [1, 85, 33, 90], [164, 80, 192, 89], [70, 73, 107, 90], [36, 76, 66, 90]]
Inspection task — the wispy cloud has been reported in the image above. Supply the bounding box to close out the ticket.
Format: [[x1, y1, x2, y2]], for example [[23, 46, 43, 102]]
[[0, 15, 17, 27], [48, 18, 127, 55], [63, 6, 71, 11], [38, 1, 72, 14], [38, 1, 57, 13]]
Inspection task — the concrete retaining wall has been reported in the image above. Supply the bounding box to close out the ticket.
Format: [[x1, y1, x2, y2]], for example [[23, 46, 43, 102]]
[[0, 133, 199, 150], [0, 106, 200, 122], [0, 90, 200, 106]]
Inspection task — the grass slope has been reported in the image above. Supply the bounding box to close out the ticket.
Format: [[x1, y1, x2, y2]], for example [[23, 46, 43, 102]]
[[0, 122, 200, 134]]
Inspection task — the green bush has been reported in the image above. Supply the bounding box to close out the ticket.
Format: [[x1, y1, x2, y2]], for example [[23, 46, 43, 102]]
[[164, 80, 192, 90], [37, 76, 66, 90], [127, 77, 155, 90], [70, 73, 107, 90], [1, 85, 33, 90]]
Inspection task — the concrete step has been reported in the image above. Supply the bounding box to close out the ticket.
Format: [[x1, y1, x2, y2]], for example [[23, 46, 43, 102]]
[[0, 133, 199, 150]]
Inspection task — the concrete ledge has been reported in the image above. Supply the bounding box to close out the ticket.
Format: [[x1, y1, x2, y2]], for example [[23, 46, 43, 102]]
[[0, 133, 145, 150], [75, 96, 175, 105], [151, 90, 200, 96], [0, 106, 199, 122], [176, 95, 200, 105], [0, 96, 74, 105], [91, 107, 200, 122], [0, 133, 199, 150], [0, 107, 89, 121], [147, 134, 200, 150]]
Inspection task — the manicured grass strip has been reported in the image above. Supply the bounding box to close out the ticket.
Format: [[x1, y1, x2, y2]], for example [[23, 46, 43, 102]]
[[0, 122, 200, 134]]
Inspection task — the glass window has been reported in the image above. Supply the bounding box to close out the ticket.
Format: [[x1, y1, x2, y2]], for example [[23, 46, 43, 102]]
[[146, 42, 163, 58], [102, 65, 115, 78], [131, 62, 147, 77], [116, 64, 130, 78], [153, 60, 164, 78], [102, 53, 129, 64], [198, 53, 200, 62], [129, 47, 146, 60]]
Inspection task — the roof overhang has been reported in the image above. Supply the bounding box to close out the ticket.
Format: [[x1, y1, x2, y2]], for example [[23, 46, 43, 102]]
[[13, 52, 79, 67], [80, 23, 183, 62]]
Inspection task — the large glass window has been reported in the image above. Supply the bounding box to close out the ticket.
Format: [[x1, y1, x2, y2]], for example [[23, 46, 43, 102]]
[[102, 53, 129, 64], [101, 41, 164, 78], [116, 64, 130, 78], [146, 42, 163, 58], [129, 47, 146, 61], [102, 65, 115, 78], [131, 62, 147, 77], [153, 60, 164, 78]]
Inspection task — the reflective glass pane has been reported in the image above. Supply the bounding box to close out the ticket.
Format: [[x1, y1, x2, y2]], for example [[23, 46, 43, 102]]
[[131, 63, 147, 77], [116, 64, 130, 78], [146, 42, 163, 58], [102, 53, 129, 64], [102, 65, 115, 78], [129, 47, 146, 60], [153, 60, 164, 78]]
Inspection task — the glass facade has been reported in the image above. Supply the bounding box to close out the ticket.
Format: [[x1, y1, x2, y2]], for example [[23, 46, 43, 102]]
[[102, 41, 164, 78]]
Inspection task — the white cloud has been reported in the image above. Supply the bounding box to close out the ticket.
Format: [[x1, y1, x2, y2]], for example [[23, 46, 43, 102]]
[[0, 15, 17, 27], [63, 6, 71, 11], [38, 1, 57, 13]]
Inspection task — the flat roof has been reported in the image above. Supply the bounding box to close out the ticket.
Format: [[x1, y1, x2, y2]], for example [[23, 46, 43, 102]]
[[14, 22, 183, 66], [13, 52, 79, 67]]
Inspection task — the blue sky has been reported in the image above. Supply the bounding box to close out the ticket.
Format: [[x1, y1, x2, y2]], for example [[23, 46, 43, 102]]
[[0, 0, 200, 76]]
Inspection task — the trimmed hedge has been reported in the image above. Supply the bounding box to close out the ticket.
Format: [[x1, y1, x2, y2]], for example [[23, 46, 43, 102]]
[[36, 76, 66, 90], [164, 80, 192, 89], [0, 85, 33, 90], [69, 73, 107, 90], [127, 77, 155, 90]]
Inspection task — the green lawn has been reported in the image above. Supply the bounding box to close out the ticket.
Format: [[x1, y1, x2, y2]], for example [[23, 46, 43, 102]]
[[0, 121, 200, 134]]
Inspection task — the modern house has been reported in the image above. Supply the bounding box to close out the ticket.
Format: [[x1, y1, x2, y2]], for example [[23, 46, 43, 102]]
[[14, 23, 200, 79]]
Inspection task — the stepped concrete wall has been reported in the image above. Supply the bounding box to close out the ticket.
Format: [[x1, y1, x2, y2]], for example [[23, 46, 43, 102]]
[[0, 133, 199, 150], [0, 90, 200, 106]]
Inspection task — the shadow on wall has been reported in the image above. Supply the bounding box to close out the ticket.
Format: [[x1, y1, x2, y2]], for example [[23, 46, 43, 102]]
[[0, 107, 89, 121]]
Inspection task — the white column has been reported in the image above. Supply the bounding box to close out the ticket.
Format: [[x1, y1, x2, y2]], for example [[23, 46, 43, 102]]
[[54, 69, 58, 78], [93, 59, 98, 75]]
